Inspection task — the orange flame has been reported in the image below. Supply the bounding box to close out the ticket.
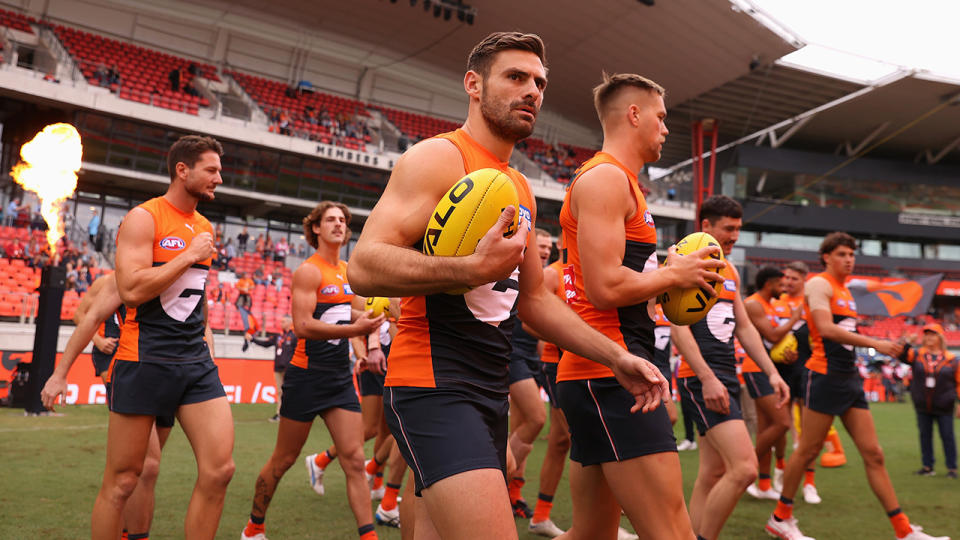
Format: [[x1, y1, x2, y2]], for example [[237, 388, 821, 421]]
[[10, 123, 82, 256]]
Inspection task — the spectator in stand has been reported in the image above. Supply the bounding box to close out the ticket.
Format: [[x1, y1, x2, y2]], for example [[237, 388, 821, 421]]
[[108, 63, 120, 86], [65, 262, 78, 291], [88, 209, 100, 246], [273, 237, 288, 263], [277, 112, 291, 136], [224, 239, 237, 267], [254, 233, 265, 258], [75, 263, 91, 293], [43, 69, 60, 84], [252, 265, 267, 286], [237, 226, 250, 252], [899, 323, 959, 479], [5, 237, 25, 260], [30, 203, 45, 231], [94, 63, 110, 87], [262, 234, 273, 261], [235, 272, 254, 311], [271, 269, 283, 292], [168, 66, 181, 92]]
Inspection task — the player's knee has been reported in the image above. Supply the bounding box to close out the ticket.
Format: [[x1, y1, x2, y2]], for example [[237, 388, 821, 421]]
[[339, 448, 366, 476], [200, 458, 235, 490], [554, 433, 571, 454], [111, 469, 142, 501], [861, 444, 885, 468], [139, 455, 161, 486], [731, 457, 758, 487]]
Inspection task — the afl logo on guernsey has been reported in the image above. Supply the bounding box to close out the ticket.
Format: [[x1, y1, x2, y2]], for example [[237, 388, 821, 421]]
[[159, 236, 186, 250], [518, 204, 532, 230], [644, 210, 655, 227], [321, 285, 339, 295], [723, 279, 737, 292]]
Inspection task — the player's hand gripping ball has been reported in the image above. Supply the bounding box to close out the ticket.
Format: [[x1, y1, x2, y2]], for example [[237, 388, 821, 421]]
[[770, 333, 798, 363], [658, 232, 725, 325], [422, 168, 520, 294], [365, 296, 393, 319]]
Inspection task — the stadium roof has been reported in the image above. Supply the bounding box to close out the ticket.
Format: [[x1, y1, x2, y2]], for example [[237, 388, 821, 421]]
[[192, 0, 796, 135]]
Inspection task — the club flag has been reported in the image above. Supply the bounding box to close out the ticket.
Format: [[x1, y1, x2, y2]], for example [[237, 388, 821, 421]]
[[848, 274, 942, 317]]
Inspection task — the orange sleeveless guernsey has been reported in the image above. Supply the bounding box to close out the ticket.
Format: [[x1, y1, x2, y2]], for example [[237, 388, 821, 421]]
[[806, 272, 858, 375], [114, 197, 213, 363], [557, 152, 659, 382], [385, 129, 536, 391], [540, 259, 567, 364]]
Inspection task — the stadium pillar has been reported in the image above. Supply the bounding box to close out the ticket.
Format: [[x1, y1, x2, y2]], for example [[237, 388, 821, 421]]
[[25, 265, 65, 414], [691, 119, 719, 230]]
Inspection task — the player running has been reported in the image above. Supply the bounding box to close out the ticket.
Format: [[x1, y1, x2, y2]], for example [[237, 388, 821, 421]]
[[766, 232, 949, 540], [242, 201, 384, 540], [348, 34, 668, 540], [672, 195, 789, 540]]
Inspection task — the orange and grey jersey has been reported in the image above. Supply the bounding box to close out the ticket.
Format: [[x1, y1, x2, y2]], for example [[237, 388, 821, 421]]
[[677, 264, 738, 380], [540, 260, 566, 365], [776, 293, 810, 362], [114, 197, 213, 363], [290, 254, 354, 372], [653, 303, 672, 369], [385, 129, 536, 391], [805, 272, 858, 375], [746, 292, 780, 351], [558, 152, 658, 382]]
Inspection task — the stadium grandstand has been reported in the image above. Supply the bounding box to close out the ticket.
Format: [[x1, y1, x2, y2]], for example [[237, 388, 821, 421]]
[[0, 0, 958, 537]]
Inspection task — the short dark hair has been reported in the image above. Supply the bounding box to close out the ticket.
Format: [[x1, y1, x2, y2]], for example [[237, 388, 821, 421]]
[[167, 135, 223, 181], [755, 266, 784, 291], [467, 32, 546, 79], [303, 201, 351, 249], [784, 260, 809, 276], [699, 195, 742, 225], [593, 72, 665, 122], [819, 231, 857, 265]]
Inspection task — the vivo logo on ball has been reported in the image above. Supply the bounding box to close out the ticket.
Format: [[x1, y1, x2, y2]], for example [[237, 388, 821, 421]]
[[159, 236, 186, 250]]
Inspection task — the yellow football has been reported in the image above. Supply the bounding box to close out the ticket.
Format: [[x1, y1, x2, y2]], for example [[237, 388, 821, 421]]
[[364, 296, 393, 319], [658, 232, 725, 326], [770, 333, 798, 363], [422, 168, 520, 294]]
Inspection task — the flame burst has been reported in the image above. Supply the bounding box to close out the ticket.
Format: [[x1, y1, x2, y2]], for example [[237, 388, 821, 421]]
[[10, 123, 83, 256]]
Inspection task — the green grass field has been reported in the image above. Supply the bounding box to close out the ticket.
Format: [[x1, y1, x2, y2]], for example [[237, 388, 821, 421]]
[[1, 401, 957, 539]]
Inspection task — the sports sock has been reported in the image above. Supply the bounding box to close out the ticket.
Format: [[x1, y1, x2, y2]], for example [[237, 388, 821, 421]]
[[804, 468, 816, 486], [128, 534, 149, 540], [381, 483, 401, 511], [121, 532, 129, 540], [773, 497, 793, 521], [508, 477, 525, 504], [358, 523, 378, 539], [244, 515, 265, 537], [532, 492, 554, 523], [315, 449, 334, 469], [776, 457, 786, 470], [757, 474, 772, 491], [373, 471, 384, 490], [365, 459, 379, 476], [887, 508, 913, 538]]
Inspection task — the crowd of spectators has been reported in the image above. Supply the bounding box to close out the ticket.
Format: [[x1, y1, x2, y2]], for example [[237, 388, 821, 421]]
[[266, 101, 372, 147]]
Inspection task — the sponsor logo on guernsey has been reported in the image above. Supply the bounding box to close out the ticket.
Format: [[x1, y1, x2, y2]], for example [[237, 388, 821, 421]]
[[184, 223, 195, 233], [321, 285, 339, 295], [644, 210, 655, 227], [159, 236, 186, 250], [518, 205, 532, 230], [724, 279, 736, 291], [837, 299, 846, 308], [343, 284, 353, 295], [848, 299, 857, 310]]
